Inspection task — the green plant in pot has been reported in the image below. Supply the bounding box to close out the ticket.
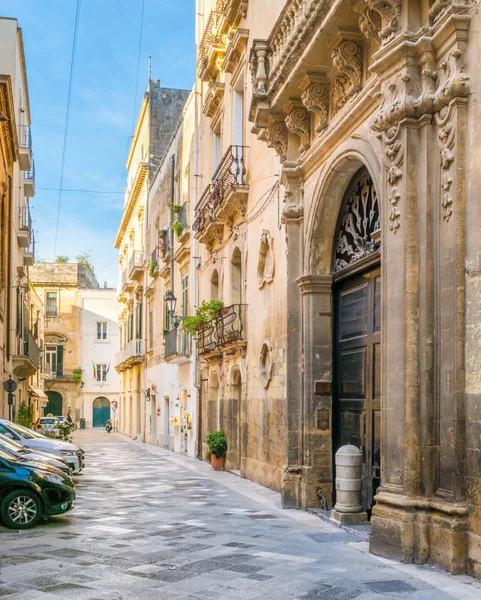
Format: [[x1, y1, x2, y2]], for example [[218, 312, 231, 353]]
[[206, 430, 227, 470], [172, 222, 184, 238], [72, 368, 82, 382]]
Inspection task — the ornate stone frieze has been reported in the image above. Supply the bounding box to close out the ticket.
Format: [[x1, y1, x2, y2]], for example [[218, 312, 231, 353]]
[[365, 0, 402, 44], [257, 230, 275, 288], [284, 100, 311, 154], [223, 28, 249, 73], [266, 116, 288, 163], [203, 81, 225, 118], [299, 73, 329, 133], [330, 39, 363, 116], [436, 106, 457, 222], [359, 8, 381, 44]]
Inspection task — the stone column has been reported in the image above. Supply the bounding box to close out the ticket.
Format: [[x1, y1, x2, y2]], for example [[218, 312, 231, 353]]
[[296, 274, 333, 508]]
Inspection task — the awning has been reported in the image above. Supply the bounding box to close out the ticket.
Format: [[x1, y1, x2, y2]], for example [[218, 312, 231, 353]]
[[29, 386, 48, 400]]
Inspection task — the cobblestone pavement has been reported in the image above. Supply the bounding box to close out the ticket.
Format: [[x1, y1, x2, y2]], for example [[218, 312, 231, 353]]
[[1, 431, 481, 600]]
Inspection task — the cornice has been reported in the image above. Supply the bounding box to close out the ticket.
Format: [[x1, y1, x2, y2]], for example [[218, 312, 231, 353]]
[[296, 274, 333, 294], [114, 162, 148, 248]]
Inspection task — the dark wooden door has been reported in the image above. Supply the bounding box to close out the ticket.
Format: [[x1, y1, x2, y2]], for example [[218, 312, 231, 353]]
[[335, 267, 381, 512]]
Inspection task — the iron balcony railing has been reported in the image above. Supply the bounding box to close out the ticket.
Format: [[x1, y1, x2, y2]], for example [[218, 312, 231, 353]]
[[196, 5, 226, 76], [114, 338, 145, 368], [129, 250, 143, 277], [19, 206, 31, 232], [18, 125, 32, 150], [45, 368, 82, 381], [196, 304, 247, 354], [26, 159, 35, 181], [164, 327, 192, 359], [193, 145, 248, 234], [24, 329, 40, 369]]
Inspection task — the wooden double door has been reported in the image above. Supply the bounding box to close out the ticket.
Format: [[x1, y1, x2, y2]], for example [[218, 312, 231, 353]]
[[334, 267, 381, 513]]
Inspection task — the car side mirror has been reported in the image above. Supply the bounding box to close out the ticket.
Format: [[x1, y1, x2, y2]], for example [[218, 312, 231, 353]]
[[4, 432, 14, 440]]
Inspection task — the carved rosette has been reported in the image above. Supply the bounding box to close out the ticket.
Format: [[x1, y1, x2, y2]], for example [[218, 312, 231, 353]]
[[299, 74, 329, 133], [284, 100, 311, 154], [266, 116, 288, 163], [330, 40, 363, 116]]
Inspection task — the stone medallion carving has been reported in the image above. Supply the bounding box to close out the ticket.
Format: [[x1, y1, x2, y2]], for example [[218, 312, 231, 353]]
[[259, 340, 273, 388], [333, 169, 380, 272], [257, 230, 275, 288]]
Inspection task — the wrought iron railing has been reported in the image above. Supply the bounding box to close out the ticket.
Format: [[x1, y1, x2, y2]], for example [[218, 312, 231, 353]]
[[196, 304, 247, 354], [129, 250, 143, 276], [193, 145, 248, 233], [25, 159, 35, 181], [196, 4, 226, 76], [18, 125, 32, 150], [164, 327, 192, 359], [19, 206, 31, 232], [25, 230, 35, 261], [24, 329, 40, 368], [45, 368, 82, 381]]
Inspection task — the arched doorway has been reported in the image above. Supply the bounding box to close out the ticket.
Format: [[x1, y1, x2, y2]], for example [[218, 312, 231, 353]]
[[332, 167, 381, 514], [228, 368, 242, 471], [93, 397, 111, 427], [44, 391, 62, 416]]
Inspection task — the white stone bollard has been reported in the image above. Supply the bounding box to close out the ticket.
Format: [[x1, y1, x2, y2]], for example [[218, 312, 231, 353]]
[[330, 445, 368, 526]]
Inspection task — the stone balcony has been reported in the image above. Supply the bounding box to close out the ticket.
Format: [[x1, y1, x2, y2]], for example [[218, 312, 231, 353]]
[[164, 327, 192, 364], [18, 125, 32, 171], [23, 159, 35, 197], [12, 329, 40, 378], [197, 304, 247, 356], [197, 2, 226, 81], [114, 338, 145, 372], [17, 206, 31, 248], [129, 250, 144, 282], [193, 145, 249, 246]]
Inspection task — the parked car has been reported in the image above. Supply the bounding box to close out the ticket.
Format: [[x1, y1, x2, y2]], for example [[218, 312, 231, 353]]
[[0, 447, 75, 529], [34, 417, 60, 437], [0, 420, 84, 474], [0, 434, 72, 476]]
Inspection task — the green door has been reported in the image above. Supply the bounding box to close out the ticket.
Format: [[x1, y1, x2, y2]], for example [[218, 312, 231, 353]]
[[93, 397, 110, 427], [44, 391, 62, 416]]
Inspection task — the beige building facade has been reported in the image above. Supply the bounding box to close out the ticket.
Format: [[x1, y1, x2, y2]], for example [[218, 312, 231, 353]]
[[190, 0, 481, 579], [0, 17, 41, 422]]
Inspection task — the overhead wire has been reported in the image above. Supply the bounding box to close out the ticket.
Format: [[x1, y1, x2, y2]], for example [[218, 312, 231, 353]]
[[52, 0, 82, 259]]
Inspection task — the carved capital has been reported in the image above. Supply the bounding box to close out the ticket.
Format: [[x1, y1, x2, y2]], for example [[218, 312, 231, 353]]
[[284, 99, 311, 154], [365, 0, 402, 44], [299, 72, 329, 133], [359, 8, 381, 44], [266, 116, 288, 163]]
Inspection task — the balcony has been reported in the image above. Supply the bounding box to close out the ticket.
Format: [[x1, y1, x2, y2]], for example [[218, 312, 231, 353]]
[[18, 125, 32, 171], [44, 369, 82, 383], [12, 329, 40, 378], [23, 231, 35, 267], [149, 248, 159, 278], [23, 160, 35, 197], [193, 145, 248, 245], [121, 268, 133, 293], [129, 250, 144, 281], [17, 206, 32, 248], [114, 338, 145, 372], [197, 304, 247, 355], [197, 4, 226, 81], [164, 328, 192, 364]]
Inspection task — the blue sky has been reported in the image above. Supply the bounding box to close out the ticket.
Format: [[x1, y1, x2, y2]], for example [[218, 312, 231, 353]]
[[0, 0, 195, 286]]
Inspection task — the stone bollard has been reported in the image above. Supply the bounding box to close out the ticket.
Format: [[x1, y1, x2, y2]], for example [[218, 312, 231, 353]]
[[330, 445, 368, 526]]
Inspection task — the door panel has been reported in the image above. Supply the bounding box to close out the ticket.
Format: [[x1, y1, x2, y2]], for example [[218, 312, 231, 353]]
[[335, 267, 381, 514]]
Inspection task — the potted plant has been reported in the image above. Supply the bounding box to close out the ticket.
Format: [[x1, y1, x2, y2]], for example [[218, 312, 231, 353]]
[[182, 299, 224, 335], [73, 368, 82, 382], [206, 431, 227, 470], [172, 221, 184, 238]]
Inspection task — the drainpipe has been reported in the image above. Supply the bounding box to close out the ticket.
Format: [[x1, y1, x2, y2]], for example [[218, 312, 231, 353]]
[[169, 153, 175, 296]]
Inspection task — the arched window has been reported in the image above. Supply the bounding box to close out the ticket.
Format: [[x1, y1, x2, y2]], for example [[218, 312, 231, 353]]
[[333, 168, 380, 273]]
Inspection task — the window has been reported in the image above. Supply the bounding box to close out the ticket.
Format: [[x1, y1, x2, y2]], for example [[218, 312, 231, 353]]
[[97, 321, 108, 340], [182, 275, 189, 318], [164, 297, 171, 333], [148, 308, 154, 350], [46, 292, 58, 317], [136, 301, 143, 339], [95, 364, 108, 382], [213, 125, 221, 169], [45, 345, 63, 377]]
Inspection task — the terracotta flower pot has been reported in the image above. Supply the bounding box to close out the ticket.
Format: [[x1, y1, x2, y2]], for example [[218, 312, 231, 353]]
[[210, 454, 225, 471]]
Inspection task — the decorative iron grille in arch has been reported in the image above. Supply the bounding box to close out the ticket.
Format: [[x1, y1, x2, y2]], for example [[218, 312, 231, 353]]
[[333, 168, 380, 272]]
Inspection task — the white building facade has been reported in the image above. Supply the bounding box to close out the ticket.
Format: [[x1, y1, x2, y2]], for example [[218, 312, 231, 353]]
[[80, 289, 119, 429]]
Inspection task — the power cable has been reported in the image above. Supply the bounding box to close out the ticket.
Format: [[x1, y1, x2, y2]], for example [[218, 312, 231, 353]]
[[52, 0, 82, 258]]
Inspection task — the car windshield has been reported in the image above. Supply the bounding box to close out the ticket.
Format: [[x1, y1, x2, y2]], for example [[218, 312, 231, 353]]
[[0, 433, 25, 452], [40, 419, 58, 425], [55, 416, 65, 421], [2, 422, 41, 439]]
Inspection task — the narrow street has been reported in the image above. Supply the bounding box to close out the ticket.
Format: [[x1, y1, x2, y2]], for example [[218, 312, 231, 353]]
[[0, 432, 479, 600]]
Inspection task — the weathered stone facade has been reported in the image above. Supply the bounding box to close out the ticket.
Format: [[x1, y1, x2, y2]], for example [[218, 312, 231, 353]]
[[192, 0, 481, 578]]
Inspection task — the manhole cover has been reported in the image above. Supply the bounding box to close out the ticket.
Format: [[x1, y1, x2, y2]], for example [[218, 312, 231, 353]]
[[364, 580, 415, 594]]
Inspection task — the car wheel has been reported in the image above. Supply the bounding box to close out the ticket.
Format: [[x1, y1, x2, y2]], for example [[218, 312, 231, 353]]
[[0, 490, 43, 529]]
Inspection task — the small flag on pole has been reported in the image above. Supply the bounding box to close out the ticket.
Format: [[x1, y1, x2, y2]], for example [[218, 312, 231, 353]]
[[105, 363, 110, 378], [92, 362, 97, 380]]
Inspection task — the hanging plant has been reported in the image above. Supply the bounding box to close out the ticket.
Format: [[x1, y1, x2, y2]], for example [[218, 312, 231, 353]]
[[73, 368, 82, 382], [149, 259, 158, 276], [172, 222, 184, 238], [170, 204, 183, 219], [182, 299, 224, 335]]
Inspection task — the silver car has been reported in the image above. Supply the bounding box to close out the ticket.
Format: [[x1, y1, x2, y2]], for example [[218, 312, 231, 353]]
[[0, 420, 84, 474], [0, 433, 72, 475]]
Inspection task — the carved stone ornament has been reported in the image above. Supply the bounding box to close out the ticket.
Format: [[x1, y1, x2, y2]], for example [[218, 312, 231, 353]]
[[257, 230, 275, 288], [333, 169, 380, 272], [359, 8, 381, 44], [429, 0, 452, 22], [331, 40, 363, 116], [266, 115, 288, 163], [259, 340, 273, 388], [284, 100, 311, 154], [299, 74, 329, 132], [365, 0, 402, 44], [436, 104, 457, 222], [250, 39, 270, 99], [282, 189, 304, 222]]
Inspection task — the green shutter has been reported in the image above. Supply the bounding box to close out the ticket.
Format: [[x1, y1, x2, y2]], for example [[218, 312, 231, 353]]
[[56, 345, 64, 377]]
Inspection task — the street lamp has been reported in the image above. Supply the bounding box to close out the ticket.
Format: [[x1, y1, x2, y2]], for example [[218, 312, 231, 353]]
[[165, 290, 176, 317]]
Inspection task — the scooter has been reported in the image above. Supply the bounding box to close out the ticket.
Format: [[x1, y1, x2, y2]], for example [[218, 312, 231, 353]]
[[105, 420, 113, 433]]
